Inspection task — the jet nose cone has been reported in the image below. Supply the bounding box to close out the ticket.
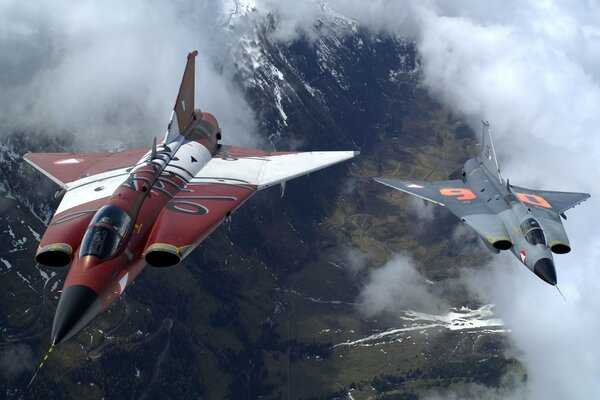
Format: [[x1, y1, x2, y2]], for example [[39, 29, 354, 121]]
[[51, 285, 101, 345], [533, 258, 557, 286]]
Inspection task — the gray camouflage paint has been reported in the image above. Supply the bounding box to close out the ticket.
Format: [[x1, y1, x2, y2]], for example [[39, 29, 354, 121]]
[[375, 122, 590, 286]]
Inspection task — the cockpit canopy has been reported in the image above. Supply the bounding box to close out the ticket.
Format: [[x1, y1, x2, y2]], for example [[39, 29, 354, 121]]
[[80, 205, 132, 260], [520, 218, 546, 246]]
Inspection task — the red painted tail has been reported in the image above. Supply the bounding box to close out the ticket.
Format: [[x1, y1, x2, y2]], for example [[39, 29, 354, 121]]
[[173, 50, 198, 136]]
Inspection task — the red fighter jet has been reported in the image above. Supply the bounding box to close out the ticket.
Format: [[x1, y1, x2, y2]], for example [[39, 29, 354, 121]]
[[24, 51, 357, 345]]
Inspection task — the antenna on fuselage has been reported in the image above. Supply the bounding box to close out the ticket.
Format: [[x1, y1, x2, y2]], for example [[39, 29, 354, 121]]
[[151, 137, 157, 159], [555, 285, 566, 301]]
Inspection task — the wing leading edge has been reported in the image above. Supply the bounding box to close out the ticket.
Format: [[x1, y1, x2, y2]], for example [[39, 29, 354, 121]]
[[195, 147, 358, 189]]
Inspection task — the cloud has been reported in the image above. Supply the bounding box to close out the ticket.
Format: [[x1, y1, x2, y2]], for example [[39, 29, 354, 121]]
[[246, 1, 600, 398], [358, 253, 446, 316], [424, 381, 527, 400], [0, 0, 259, 148], [0, 344, 34, 381], [407, 195, 435, 222], [411, 4, 600, 399], [460, 251, 600, 399], [256, 0, 323, 41], [338, 244, 371, 275]]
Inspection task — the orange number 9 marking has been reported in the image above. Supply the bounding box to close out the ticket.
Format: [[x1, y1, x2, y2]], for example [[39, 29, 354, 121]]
[[439, 188, 476, 201], [515, 193, 552, 208]]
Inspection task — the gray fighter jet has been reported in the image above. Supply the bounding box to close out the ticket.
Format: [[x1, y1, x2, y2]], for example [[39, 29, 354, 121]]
[[375, 121, 590, 290]]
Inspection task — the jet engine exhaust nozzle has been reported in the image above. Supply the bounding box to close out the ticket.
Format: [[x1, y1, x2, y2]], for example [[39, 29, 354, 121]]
[[492, 239, 512, 251], [36, 243, 72, 268], [145, 243, 181, 268]]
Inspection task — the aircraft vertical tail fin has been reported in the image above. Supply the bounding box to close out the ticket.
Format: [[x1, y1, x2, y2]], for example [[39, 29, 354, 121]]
[[479, 120, 502, 181], [167, 50, 198, 141]]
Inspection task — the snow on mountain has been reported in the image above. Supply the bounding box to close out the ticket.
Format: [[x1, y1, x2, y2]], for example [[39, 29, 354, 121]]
[[335, 305, 508, 348]]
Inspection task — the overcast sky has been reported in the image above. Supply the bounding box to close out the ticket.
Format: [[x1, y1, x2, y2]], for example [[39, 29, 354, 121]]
[[2, 0, 599, 398]]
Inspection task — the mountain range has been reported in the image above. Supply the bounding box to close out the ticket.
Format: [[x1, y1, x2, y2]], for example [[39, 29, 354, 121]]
[[0, 6, 524, 399]]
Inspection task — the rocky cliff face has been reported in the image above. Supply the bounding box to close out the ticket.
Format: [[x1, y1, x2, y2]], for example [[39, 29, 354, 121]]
[[0, 7, 522, 400]]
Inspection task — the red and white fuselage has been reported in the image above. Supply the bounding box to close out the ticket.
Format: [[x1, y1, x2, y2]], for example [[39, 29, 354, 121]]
[[24, 51, 358, 345], [51, 110, 222, 344]]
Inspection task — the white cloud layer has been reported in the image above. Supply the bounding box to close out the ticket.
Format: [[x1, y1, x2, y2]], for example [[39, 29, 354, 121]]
[[0, 0, 258, 148], [358, 253, 446, 316], [0, 344, 33, 381]]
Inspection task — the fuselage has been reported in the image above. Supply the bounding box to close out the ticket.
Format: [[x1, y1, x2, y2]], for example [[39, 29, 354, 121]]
[[52, 112, 221, 344], [28, 49, 359, 346], [462, 158, 557, 285]]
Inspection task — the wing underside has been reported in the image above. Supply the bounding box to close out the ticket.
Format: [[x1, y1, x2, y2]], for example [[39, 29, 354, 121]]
[[374, 177, 490, 216], [510, 185, 590, 215], [195, 146, 358, 189], [375, 177, 589, 251], [23, 147, 150, 187], [144, 181, 256, 263], [374, 177, 510, 245], [374, 178, 456, 206], [143, 146, 357, 263], [25, 147, 151, 217]]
